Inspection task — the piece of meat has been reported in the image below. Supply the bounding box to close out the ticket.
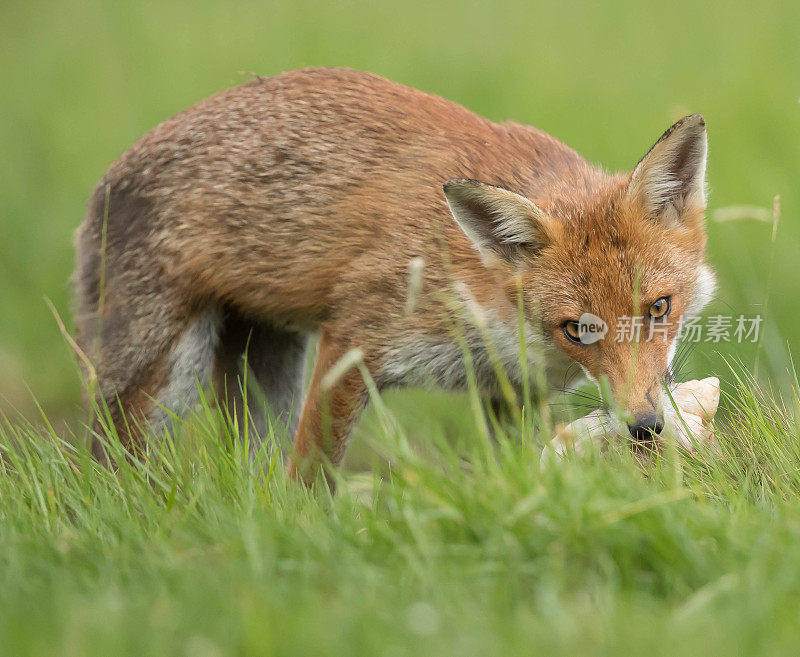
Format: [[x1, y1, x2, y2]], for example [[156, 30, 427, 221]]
[[542, 377, 720, 461]]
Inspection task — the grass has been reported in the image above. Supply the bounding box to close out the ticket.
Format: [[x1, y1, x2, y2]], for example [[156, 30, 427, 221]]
[[2, 0, 800, 653], [3, 366, 800, 655]]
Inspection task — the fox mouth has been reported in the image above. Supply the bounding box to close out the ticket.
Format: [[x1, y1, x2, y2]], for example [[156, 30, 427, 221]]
[[557, 370, 676, 435]]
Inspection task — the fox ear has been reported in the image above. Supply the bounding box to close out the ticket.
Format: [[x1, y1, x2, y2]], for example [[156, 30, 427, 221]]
[[627, 114, 708, 223], [443, 179, 552, 266]]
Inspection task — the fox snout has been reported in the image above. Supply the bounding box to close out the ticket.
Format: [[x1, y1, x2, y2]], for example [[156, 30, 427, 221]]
[[617, 377, 668, 442], [627, 412, 665, 441], [600, 355, 671, 442]]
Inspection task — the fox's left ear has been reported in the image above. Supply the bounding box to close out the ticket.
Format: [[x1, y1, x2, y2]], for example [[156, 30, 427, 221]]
[[443, 178, 553, 266], [627, 114, 707, 224]]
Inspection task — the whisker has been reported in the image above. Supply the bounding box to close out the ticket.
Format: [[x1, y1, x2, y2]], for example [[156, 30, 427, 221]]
[[690, 292, 734, 311], [671, 339, 697, 371], [670, 339, 699, 383], [549, 402, 599, 412], [556, 367, 582, 392], [558, 389, 604, 405]]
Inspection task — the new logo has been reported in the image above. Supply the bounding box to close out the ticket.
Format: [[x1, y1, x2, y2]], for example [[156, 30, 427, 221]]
[[577, 312, 608, 344]]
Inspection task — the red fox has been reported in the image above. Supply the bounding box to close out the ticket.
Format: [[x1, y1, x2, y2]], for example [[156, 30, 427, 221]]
[[73, 67, 715, 480]]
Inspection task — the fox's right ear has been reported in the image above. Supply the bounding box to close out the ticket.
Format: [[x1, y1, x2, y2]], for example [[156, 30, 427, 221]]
[[443, 179, 553, 266], [627, 114, 708, 224]]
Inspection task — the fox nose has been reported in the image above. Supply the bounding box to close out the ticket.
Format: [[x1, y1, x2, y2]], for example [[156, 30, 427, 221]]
[[627, 414, 664, 441]]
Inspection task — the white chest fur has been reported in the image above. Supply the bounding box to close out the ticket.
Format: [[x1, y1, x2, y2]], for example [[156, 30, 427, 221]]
[[377, 310, 581, 399]]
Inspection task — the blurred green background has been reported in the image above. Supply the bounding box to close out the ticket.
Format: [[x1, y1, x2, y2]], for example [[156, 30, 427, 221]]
[[1, 0, 798, 424]]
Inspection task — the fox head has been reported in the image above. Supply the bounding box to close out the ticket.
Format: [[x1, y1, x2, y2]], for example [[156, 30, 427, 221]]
[[444, 114, 715, 440]]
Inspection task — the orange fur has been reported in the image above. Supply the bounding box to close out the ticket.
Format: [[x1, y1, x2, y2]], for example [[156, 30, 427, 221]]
[[72, 68, 714, 482]]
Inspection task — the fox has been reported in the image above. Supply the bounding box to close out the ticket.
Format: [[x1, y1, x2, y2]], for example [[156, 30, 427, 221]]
[[72, 67, 715, 482]]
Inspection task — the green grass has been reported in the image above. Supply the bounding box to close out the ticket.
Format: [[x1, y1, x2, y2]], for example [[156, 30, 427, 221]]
[[2, 0, 800, 653], [3, 368, 800, 655]]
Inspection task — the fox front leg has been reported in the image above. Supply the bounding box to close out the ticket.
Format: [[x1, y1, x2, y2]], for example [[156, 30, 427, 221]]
[[288, 331, 370, 488]]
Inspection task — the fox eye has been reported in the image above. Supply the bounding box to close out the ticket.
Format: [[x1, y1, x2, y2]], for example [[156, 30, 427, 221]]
[[649, 296, 671, 321], [563, 321, 582, 344]]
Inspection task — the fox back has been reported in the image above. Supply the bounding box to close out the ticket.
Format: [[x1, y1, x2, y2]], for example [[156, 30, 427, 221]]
[[73, 67, 714, 480]]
